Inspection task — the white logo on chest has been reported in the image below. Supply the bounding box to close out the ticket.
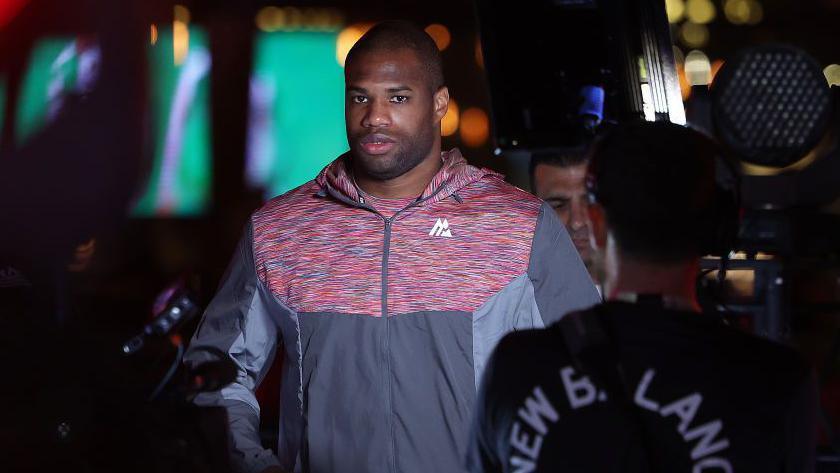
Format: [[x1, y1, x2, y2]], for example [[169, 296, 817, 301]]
[[429, 218, 452, 237]]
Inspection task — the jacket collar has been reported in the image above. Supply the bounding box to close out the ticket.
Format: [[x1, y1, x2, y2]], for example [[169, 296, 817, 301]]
[[315, 148, 501, 206]]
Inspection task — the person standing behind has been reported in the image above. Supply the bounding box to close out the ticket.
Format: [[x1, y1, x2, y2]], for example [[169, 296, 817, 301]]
[[184, 21, 600, 473], [530, 145, 607, 288], [469, 121, 817, 473]]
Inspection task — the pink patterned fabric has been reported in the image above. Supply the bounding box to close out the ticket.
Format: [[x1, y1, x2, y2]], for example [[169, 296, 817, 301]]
[[253, 149, 541, 316]]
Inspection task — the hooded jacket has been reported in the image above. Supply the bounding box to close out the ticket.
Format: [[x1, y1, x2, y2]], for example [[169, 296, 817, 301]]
[[184, 149, 600, 473]]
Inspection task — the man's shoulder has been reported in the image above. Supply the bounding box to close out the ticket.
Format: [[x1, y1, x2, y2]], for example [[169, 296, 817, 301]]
[[603, 302, 811, 381], [717, 320, 810, 376], [459, 173, 545, 222], [482, 327, 573, 413], [252, 180, 324, 226], [493, 326, 568, 372]]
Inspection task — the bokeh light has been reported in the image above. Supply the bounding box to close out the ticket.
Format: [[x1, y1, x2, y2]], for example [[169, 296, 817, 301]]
[[666, 0, 686, 23], [680, 22, 709, 48], [711, 59, 725, 83], [723, 0, 764, 25], [336, 23, 373, 67], [686, 0, 716, 24], [460, 107, 489, 147], [256, 7, 344, 32], [174, 4, 190, 23], [441, 99, 459, 136], [475, 36, 484, 69], [685, 50, 712, 86], [824, 64, 840, 86], [424, 24, 451, 51], [256, 7, 285, 32], [173, 5, 190, 65]]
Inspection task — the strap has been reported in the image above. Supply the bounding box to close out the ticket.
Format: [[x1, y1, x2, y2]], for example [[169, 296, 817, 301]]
[[555, 305, 659, 472]]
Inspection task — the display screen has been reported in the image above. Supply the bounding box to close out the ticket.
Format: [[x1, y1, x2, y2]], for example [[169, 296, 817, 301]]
[[246, 30, 349, 199], [132, 25, 212, 216], [15, 27, 348, 214], [16, 36, 101, 143], [16, 27, 213, 217]]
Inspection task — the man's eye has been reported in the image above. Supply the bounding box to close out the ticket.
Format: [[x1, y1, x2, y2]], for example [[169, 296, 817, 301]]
[[551, 201, 569, 210], [390, 96, 408, 103], [352, 96, 368, 104]]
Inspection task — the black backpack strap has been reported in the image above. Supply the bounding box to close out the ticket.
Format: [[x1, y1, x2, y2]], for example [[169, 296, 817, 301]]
[[555, 305, 659, 472]]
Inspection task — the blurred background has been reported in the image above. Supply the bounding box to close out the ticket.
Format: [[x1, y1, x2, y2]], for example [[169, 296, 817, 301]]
[[2, 0, 840, 469]]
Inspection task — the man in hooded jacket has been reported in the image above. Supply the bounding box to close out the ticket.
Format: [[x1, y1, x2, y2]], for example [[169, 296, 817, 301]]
[[184, 21, 600, 473]]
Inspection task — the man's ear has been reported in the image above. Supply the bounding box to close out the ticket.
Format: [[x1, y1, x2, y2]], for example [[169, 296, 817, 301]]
[[433, 86, 449, 123]]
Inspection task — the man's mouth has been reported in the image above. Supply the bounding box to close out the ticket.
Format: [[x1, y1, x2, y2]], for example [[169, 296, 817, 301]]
[[572, 235, 592, 255], [359, 134, 396, 155]]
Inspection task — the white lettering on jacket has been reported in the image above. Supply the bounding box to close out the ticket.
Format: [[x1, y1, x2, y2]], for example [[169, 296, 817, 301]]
[[511, 365, 735, 472], [508, 386, 559, 472]]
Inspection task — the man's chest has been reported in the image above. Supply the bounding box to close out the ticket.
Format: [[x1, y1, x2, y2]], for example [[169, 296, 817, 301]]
[[254, 208, 534, 315]]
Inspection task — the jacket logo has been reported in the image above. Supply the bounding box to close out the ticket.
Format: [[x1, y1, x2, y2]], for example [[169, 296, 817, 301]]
[[429, 218, 452, 238]]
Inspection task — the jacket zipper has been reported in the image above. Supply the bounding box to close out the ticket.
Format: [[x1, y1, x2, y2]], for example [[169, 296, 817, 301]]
[[323, 182, 452, 473], [381, 217, 396, 473]]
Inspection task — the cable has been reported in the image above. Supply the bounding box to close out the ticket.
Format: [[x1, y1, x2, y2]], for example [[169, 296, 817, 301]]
[[149, 340, 184, 401]]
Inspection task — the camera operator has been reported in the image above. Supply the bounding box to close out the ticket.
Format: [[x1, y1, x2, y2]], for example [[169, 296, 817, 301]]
[[467, 121, 818, 473]]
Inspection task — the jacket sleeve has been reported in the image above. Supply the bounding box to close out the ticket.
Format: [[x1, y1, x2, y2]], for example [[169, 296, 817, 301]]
[[183, 221, 283, 473], [466, 341, 507, 473], [528, 202, 602, 326], [471, 203, 601, 389]]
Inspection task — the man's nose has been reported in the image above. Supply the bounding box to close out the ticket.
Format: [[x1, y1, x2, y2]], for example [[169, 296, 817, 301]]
[[570, 200, 589, 231], [362, 100, 391, 128]]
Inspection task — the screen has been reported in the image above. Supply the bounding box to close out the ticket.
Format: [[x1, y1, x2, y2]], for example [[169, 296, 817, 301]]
[[132, 25, 212, 216], [15, 28, 213, 217], [246, 30, 349, 200], [16, 36, 100, 144]]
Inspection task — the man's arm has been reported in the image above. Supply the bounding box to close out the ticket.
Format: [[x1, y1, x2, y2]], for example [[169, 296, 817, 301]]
[[184, 221, 284, 473], [527, 202, 602, 326], [471, 202, 600, 389]]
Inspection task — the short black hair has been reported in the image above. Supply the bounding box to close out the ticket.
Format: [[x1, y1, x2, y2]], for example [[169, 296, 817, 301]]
[[528, 145, 591, 191], [589, 120, 718, 263], [345, 20, 445, 91]]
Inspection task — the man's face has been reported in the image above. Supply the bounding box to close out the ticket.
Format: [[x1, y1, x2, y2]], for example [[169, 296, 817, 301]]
[[533, 162, 600, 263], [345, 48, 448, 181]]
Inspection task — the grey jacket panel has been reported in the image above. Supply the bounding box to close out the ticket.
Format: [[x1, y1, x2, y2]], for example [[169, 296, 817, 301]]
[[184, 225, 292, 473], [471, 273, 543, 389], [276, 307, 304, 471], [528, 202, 602, 325], [298, 312, 391, 473], [471, 203, 599, 390], [297, 311, 475, 473], [389, 311, 475, 473]]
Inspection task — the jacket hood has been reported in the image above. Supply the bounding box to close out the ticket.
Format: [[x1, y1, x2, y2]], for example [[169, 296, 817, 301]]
[[315, 148, 502, 206]]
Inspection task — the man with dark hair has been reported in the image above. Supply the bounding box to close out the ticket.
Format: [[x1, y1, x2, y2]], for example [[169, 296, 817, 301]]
[[184, 21, 599, 473], [468, 121, 817, 473], [345, 20, 446, 92], [530, 145, 606, 286]]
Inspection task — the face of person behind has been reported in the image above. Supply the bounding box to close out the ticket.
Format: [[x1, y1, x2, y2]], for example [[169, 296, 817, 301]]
[[533, 162, 605, 264]]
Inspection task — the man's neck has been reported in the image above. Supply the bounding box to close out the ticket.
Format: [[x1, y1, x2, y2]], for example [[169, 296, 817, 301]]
[[354, 148, 443, 199], [606, 253, 700, 311]]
